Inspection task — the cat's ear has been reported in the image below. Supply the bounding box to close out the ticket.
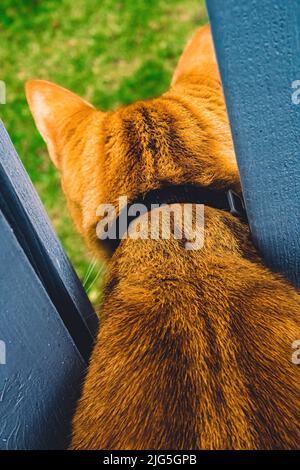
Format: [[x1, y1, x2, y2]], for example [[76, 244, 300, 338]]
[[25, 80, 95, 167], [172, 24, 219, 85]]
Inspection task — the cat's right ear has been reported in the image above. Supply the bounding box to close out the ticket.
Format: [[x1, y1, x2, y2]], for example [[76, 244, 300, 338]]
[[172, 24, 219, 86], [25, 80, 95, 168]]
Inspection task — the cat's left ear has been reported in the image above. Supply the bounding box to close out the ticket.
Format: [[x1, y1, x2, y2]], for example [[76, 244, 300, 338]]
[[26, 80, 95, 168]]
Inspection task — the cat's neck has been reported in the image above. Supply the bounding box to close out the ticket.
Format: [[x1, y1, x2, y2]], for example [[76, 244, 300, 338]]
[[102, 205, 260, 312]]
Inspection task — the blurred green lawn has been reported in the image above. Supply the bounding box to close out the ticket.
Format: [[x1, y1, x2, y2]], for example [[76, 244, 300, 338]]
[[0, 0, 207, 304]]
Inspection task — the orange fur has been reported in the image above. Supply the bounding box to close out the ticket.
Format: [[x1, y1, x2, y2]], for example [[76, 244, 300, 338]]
[[26, 25, 300, 449]]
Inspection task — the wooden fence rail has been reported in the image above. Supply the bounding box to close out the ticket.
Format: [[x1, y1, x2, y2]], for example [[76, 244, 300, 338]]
[[0, 121, 98, 449], [206, 0, 300, 287]]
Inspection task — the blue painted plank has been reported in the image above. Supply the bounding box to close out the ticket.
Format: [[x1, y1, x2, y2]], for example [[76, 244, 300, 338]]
[[0, 209, 86, 449], [0, 121, 98, 357], [206, 0, 300, 287]]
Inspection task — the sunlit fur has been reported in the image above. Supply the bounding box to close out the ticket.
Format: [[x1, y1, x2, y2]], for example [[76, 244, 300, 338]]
[[26, 25, 300, 449]]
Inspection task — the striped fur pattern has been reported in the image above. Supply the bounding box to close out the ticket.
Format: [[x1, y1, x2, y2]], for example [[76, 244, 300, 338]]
[[26, 25, 300, 449]]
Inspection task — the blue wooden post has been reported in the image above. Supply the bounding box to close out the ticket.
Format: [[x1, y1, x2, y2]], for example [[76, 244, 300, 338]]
[[0, 121, 98, 449], [206, 0, 300, 287], [0, 210, 85, 449], [0, 122, 98, 346]]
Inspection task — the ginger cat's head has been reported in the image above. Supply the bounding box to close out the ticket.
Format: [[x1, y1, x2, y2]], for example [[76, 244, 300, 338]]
[[26, 24, 239, 258]]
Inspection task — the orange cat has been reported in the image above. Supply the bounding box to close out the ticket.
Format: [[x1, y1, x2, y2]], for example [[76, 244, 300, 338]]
[[26, 25, 300, 449]]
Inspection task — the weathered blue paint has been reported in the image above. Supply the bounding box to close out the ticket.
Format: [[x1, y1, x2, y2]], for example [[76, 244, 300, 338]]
[[0, 209, 86, 449], [0, 121, 98, 448], [206, 0, 300, 287], [0, 121, 98, 359]]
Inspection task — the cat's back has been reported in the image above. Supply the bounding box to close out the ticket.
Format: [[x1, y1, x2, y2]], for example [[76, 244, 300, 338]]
[[72, 205, 300, 450]]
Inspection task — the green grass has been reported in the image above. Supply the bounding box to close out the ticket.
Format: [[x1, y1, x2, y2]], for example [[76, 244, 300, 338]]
[[0, 0, 207, 304]]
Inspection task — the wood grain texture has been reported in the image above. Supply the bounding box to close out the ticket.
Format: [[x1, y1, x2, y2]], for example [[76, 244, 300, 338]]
[[0, 209, 86, 449], [0, 121, 98, 359], [206, 0, 300, 287]]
